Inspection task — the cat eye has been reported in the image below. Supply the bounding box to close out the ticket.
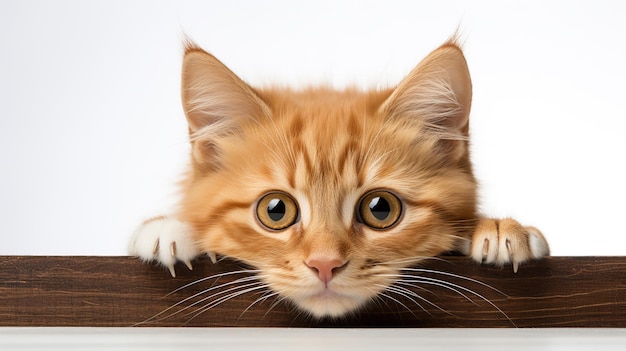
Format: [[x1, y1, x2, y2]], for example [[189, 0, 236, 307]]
[[256, 192, 299, 231], [357, 190, 402, 230]]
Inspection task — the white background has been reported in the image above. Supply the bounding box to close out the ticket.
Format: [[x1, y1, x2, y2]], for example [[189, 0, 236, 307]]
[[1, 0, 625, 256], [2, 328, 626, 351]]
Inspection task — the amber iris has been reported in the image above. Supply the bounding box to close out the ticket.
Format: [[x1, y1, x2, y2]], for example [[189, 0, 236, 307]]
[[358, 190, 402, 229], [256, 192, 299, 231]]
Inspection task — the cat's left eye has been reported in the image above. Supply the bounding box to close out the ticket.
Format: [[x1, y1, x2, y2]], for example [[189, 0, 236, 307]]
[[256, 192, 299, 231], [356, 190, 403, 230]]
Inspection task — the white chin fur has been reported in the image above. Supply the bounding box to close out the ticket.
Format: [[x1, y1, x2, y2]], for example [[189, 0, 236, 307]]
[[295, 292, 369, 318]]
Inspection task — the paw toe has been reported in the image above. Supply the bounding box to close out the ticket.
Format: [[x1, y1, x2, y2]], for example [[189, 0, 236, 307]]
[[128, 216, 200, 275], [471, 218, 549, 272]]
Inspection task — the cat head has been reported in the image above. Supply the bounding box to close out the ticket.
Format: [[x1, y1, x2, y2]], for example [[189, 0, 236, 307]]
[[178, 41, 477, 318]]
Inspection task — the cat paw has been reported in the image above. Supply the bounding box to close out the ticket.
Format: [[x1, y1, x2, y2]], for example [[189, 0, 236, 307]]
[[470, 218, 549, 273], [128, 216, 204, 277]]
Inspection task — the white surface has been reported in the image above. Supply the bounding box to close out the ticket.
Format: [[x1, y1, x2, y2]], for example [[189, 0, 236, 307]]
[[1, 0, 625, 255], [1, 328, 626, 351]]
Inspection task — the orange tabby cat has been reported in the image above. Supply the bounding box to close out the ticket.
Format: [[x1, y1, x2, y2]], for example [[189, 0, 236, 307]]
[[129, 39, 549, 318]]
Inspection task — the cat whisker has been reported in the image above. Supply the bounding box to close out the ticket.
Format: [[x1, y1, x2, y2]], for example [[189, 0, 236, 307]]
[[390, 273, 483, 305], [168, 283, 266, 324], [395, 278, 476, 306], [239, 289, 281, 319], [400, 267, 508, 296], [375, 284, 431, 317], [361, 117, 392, 168], [359, 111, 368, 165], [184, 283, 271, 325], [139, 275, 262, 325], [264, 292, 291, 318], [244, 115, 286, 159], [165, 269, 261, 296], [261, 112, 298, 171], [383, 283, 456, 317], [374, 291, 417, 318], [370, 148, 401, 168], [394, 274, 515, 326], [368, 292, 389, 311], [377, 255, 452, 267], [174, 280, 266, 321]]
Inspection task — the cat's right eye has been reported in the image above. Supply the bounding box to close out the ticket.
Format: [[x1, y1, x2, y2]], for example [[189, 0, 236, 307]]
[[256, 192, 299, 231]]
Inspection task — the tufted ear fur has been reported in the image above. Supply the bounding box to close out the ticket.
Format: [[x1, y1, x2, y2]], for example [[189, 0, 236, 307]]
[[181, 42, 270, 172], [381, 41, 472, 163]]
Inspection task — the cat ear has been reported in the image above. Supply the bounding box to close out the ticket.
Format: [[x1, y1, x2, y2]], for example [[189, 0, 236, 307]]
[[181, 42, 270, 171], [382, 41, 472, 138], [181, 43, 270, 134]]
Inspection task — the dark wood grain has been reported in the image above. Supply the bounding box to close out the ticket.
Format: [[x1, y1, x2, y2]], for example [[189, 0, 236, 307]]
[[1, 256, 625, 327]]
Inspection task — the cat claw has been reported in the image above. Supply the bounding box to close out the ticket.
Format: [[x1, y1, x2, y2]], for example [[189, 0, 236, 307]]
[[169, 242, 194, 274], [208, 251, 217, 264], [183, 259, 193, 271], [167, 264, 177, 278], [152, 239, 160, 256], [129, 216, 202, 278], [481, 238, 489, 262], [170, 242, 177, 257], [505, 239, 520, 273], [470, 218, 549, 274], [512, 261, 520, 273]]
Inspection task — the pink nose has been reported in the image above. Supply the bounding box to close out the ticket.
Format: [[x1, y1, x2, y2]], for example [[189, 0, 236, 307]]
[[305, 258, 346, 284]]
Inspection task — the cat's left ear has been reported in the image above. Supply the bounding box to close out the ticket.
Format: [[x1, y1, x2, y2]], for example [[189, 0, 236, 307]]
[[382, 41, 472, 138]]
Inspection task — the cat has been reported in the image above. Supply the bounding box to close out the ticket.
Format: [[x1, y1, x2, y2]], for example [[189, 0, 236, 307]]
[[129, 38, 549, 319]]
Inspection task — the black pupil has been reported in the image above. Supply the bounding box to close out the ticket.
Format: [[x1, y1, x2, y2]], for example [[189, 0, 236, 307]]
[[369, 196, 390, 220], [267, 198, 286, 221]]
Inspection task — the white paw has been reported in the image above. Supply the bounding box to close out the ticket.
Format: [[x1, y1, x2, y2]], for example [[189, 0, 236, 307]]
[[128, 216, 202, 277], [470, 218, 550, 273]]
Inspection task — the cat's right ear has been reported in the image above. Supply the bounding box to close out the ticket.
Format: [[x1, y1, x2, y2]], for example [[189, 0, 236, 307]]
[[380, 40, 472, 164], [181, 42, 270, 171], [382, 41, 472, 135]]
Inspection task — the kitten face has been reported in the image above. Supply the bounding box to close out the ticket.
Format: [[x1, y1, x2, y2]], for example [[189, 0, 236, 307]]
[[178, 42, 477, 317]]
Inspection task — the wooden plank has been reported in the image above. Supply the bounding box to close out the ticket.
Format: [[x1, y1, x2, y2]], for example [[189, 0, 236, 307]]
[[0, 256, 625, 327]]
